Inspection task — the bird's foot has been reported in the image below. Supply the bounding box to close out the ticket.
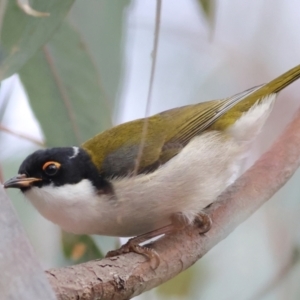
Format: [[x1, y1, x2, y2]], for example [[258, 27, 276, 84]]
[[106, 239, 160, 269], [194, 211, 212, 234], [105, 212, 211, 268], [105, 224, 175, 269]]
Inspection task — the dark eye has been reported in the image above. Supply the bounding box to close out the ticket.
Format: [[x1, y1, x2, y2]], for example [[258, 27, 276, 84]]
[[42, 161, 61, 176]]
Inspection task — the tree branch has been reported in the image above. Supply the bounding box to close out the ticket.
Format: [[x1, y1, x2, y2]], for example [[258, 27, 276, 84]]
[[46, 104, 300, 300], [0, 189, 56, 299]]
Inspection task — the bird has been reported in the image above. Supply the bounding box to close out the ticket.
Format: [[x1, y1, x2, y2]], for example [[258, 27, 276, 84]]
[[4, 64, 300, 267]]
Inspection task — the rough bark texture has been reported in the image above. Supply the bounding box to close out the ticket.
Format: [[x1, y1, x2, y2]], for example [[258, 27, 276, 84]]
[[0, 188, 56, 300], [45, 106, 300, 300]]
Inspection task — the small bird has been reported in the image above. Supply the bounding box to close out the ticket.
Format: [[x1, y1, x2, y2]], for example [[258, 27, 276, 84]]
[[4, 64, 300, 266]]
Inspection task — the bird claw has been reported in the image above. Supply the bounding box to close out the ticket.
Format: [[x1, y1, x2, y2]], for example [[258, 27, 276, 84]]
[[106, 239, 160, 269], [194, 211, 212, 234]]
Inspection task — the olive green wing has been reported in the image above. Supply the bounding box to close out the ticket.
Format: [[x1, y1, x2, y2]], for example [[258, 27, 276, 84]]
[[162, 85, 263, 147], [83, 85, 263, 177]]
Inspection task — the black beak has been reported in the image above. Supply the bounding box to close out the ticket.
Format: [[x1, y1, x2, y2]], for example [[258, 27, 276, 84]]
[[3, 174, 41, 189]]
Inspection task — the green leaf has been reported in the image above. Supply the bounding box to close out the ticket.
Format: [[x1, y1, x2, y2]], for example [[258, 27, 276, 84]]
[[19, 21, 112, 146], [68, 0, 131, 107], [61, 231, 104, 264], [0, 0, 74, 80], [197, 0, 215, 26]]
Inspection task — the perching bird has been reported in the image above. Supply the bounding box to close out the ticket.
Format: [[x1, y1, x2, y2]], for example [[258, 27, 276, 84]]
[[4, 64, 300, 266]]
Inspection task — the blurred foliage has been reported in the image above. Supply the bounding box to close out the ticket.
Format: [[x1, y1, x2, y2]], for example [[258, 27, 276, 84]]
[[16, 0, 50, 17], [0, 0, 74, 80], [19, 21, 112, 146], [197, 0, 215, 29], [156, 266, 196, 298], [156, 260, 210, 299], [61, 231, 104, 264], [68, 0, 131, 106], [0, 0, 130, 263]]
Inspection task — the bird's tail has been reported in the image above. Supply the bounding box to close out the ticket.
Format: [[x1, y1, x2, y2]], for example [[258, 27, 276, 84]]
[[265, 64, 300, 93]]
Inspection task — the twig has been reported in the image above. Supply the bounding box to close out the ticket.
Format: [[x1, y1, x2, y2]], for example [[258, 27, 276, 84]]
[[0, 163, 4, 183], [46, 102, 300, 299], [0, 124, 44, 147], [133, 0, 162, 175]]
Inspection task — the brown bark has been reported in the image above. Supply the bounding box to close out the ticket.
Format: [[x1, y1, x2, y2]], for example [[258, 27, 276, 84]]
[[45, 104, 300, 300]]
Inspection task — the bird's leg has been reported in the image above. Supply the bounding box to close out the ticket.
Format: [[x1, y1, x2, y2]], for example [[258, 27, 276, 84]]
[[106, 223, 176, 269], [105, 211, 212, 269], [106, 212, 188, 269]]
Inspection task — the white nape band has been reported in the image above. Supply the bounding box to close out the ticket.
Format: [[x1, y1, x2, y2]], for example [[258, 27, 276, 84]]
[[69, 146, 80, 159]]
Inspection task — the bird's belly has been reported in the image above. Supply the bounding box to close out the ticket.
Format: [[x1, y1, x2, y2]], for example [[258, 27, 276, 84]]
[[64, 199, 174, 237], [24, 181, 172, 237]]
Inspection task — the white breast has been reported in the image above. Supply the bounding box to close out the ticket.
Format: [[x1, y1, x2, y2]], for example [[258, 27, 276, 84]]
[[24, 96, 276, 237]]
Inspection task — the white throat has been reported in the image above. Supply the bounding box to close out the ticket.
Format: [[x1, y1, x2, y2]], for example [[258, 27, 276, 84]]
[[24, 180, 101, 234]]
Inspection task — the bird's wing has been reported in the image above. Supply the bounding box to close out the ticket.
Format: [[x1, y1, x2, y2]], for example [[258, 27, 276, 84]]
[[161, 85, 263, 146], [83, 85, 264, 177]]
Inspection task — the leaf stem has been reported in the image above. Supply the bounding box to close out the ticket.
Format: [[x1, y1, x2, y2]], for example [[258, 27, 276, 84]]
[[0, 124, 44, 147]]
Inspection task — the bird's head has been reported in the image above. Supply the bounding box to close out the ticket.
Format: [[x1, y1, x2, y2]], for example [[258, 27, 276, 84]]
[[4, 147, 85, 192], [3, 147, 115, 234], [3, 147, 100, 191]]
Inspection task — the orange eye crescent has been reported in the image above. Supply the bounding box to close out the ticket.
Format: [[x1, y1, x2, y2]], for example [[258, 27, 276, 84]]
[[42, 161, 61, 171]]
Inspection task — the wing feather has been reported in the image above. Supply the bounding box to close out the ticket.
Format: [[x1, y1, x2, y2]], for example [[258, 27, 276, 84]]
[[166, 85, 263, 146]]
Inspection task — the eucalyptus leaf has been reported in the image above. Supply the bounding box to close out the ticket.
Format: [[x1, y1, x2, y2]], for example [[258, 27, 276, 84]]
[[197, 0, 215, 26], [69, 0, 131, 109], [19, 21, 112, 147], [17, 0, 50, 17], [0, 0, 74, 80]]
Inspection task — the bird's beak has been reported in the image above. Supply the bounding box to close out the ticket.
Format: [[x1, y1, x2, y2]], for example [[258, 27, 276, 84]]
[[3, 174, 41, 189]]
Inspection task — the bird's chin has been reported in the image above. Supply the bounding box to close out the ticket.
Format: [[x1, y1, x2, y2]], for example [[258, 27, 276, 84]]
[[20, 186, 32, 193]]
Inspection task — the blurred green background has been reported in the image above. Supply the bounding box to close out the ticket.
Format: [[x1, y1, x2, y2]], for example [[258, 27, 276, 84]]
[[1, 1, 300, 299]]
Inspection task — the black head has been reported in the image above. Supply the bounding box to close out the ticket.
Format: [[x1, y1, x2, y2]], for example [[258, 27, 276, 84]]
[[4, 147, 111, 192]]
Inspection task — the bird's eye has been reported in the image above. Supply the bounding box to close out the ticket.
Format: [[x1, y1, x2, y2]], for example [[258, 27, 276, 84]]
[[42, 161, 61, 176]]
